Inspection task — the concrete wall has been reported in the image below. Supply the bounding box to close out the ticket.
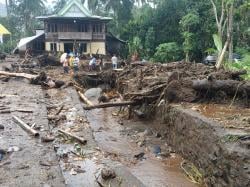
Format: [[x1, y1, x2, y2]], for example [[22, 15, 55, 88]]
[[153, 105, 250, 187], [45, 41, 106, 55], [90, 42, 106, 55]]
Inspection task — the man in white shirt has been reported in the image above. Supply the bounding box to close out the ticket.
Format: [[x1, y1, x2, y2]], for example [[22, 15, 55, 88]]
[[111, 54, 118, 69]]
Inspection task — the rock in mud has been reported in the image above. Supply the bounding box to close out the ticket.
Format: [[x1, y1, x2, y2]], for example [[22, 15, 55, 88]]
[[101, 168, 116, 180], [7, 146, 21, 153], [41, 135, 55, 142], [84, 88, 102, 99], [152, 145, 161, 156], [0, 124, 4, 130]]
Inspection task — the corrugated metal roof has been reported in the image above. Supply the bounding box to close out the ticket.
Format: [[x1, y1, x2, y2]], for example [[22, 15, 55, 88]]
[[17, 31, 44, 48]]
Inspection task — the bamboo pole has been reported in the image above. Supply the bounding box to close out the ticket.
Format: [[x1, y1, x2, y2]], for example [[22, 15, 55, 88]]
[[58, 129, 87, 144], [78, 91, 94, 106], [12, 115, 39, 137]]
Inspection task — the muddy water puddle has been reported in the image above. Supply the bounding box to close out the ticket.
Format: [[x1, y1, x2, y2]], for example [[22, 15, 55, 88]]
[[86, 106, 196, 187]]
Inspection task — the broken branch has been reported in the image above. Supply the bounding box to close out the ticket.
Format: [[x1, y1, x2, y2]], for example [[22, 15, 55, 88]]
[[0, 71, 38, 80], [83, 101, 138, 110]]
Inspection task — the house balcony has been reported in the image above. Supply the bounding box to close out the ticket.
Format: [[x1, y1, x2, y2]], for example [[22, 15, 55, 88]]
[[46, 32, 106, 41]]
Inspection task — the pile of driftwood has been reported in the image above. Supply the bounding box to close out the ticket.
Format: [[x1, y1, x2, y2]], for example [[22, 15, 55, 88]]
[[0, 71, 65, 89], [116, 62, 250, 107], [76, 62, 250, 112]]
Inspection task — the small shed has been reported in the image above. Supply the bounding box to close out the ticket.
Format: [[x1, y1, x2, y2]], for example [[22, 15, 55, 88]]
[[0, 24, 11, 43], [15, 31, 45, 55]]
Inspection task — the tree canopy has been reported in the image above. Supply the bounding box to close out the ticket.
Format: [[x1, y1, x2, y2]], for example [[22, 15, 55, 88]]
[[0, 0, 249, 64]]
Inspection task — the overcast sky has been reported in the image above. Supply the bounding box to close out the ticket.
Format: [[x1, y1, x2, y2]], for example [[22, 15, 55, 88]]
[[0, 0, 54, 4]]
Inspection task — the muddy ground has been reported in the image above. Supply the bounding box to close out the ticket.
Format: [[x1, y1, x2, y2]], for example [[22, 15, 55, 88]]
[[0, 59, 196, 187]]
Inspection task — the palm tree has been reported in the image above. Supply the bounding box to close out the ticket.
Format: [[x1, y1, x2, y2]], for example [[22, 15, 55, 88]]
[[17, 0, 46, 35]]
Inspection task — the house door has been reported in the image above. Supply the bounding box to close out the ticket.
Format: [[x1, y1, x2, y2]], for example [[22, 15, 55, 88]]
[[64, 43, 73, 53]]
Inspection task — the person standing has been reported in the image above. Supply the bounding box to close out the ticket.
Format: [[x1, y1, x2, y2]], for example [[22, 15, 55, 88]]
[[89, 55, 97, 71], [73, 55, 80, 74], [111, 54, 118, 69], [63, 55, 70, 74]]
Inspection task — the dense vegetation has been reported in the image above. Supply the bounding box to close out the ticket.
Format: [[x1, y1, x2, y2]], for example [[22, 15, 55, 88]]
[[0, 0, 249, 70]]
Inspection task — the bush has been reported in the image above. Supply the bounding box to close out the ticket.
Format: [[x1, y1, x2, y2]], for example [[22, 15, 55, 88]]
[[0, 40, 16, 54], [226, 53, 250, 80], [153, 42, 181, 63]]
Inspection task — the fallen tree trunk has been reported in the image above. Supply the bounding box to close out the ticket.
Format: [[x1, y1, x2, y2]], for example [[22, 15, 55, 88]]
[[12, 115, 39, 137], [78, 91, 94, 106], [58, 129, 87, 144], [192, 79, 250, 96], [83, 101, 138, 110], [0, 71, 38, 80]]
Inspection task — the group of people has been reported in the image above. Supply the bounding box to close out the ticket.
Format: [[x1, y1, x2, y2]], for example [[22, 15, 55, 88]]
[[60, 53, 80, 74], [60, 53, 120, 74], [88, 54, 118, 71]]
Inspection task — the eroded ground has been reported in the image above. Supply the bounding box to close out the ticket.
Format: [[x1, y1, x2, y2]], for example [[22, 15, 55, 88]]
[[0, 62, 196, 187]]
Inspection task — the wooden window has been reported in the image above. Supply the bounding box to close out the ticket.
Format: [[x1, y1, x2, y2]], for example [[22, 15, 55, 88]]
[[48, 24, 58, 33], [93, 24, 102, 33], [50, 43, 57, 51], [78, 24, 88, 32]]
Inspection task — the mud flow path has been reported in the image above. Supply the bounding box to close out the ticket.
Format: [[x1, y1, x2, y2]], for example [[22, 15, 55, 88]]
[[0, 63, 196, 187], [0, 64, 65, 187], [45, 68, 196, 186]]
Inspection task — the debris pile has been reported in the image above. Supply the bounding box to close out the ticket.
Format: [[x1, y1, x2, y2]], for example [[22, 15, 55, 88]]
[[115, 62, 250, 108]]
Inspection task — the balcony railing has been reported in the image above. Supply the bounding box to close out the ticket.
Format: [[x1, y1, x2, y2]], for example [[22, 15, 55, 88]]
[[58, 32, 92, 40], [46, 32, 106, 40]]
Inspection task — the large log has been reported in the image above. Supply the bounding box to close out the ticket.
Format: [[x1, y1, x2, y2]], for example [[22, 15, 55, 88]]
[[0, 71, 38, 80], [192, 79, 250, 96], [78, 91, 94, 106], [12, 115, 39, 137], [83, 101, 138, 110], [58, 129, 87, 144]]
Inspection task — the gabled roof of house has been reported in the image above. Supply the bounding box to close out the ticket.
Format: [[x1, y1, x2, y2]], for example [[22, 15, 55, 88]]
[[37, 0, 112, 21]]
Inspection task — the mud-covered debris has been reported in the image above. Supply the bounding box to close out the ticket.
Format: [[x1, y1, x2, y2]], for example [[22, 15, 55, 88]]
[[152, 145, 161, 156], [0, 149, 6, 161], [39, 160, 54, 167], [7, 146, 21, 153], [70, 168, 78, 175], [134, 152, 145, 160], [101, 167, 116, 180], [41, 135, 55, 142], [17, 164, 30, 170]]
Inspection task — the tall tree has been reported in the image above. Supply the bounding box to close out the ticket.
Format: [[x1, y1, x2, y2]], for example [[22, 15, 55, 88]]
[[16, 0, 46, 35]]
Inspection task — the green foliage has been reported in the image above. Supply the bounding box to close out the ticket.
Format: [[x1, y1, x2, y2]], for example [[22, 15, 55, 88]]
[[205, 48, 217, 55], [226, 54, 250, 80], [144, 27, 155, 58], [213, 34, 222, 53], [0, 40, 16, 53], [153, 42, 181, 63], [128, 36, 143, 56]]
